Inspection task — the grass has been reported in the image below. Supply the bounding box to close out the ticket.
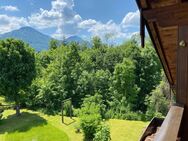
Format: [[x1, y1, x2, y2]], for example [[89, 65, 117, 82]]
[[109, 119, 148, 141], [0, 110, 69, 141], [0, 97, 148, 141], [0, 109, 148, 141]]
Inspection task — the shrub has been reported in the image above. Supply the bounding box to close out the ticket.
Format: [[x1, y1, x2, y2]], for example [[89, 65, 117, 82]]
[[79, 94, 103, 141], [80, 113, 101, 141], [94, 123, 111, 141]]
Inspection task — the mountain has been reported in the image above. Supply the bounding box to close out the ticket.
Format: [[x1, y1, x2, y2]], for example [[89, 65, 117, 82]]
[[0, 27, 52, 51], [0, 27, 86, 51], [66, 36, 84, 44]]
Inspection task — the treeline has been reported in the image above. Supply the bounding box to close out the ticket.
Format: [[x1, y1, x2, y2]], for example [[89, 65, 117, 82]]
[[25, 36, 169, 119], [0, 37, 170, 120]]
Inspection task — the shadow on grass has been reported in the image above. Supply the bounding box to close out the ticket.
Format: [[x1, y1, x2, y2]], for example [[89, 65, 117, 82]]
[[63, 118, 76, 126], [0, 112, 47, 134]]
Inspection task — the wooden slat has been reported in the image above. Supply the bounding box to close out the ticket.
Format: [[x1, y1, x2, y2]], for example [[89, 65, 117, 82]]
[[143, 3, 188, 27], [158, 26, 177, 84], [147, 22, 174, 85], [136, 0, 175, 86], [139, 118, 164, 141], [154, 105, 184, 141], [149, 0, 178, 8]]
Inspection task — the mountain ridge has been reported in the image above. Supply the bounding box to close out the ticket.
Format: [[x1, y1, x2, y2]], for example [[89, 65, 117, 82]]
[[0, 27, 85, 51]]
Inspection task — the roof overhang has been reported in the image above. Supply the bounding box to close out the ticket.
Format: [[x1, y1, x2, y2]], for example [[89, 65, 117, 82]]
[[136, 0, 188, 87]]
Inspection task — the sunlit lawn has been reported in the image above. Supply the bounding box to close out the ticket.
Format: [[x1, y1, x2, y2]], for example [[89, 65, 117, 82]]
[[0, 109, 148, 141]]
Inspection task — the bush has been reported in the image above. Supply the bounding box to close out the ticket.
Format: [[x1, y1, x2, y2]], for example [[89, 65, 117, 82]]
[[79, 94, 103, 141], [105, 109, 147, 121], [73, 108, 80, 117], [94, 123, 111, 141], [122, 111, 146, 121], [145, 111, 164, 121], [80, 114, 101, 141]]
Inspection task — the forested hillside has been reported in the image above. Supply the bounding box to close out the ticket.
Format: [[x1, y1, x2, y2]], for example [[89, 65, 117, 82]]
[[5, 36, 168, 119], [0, 37, 172, 141]]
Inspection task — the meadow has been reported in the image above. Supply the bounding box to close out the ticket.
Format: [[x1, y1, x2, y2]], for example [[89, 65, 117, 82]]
[[0, 109, 148, 141]]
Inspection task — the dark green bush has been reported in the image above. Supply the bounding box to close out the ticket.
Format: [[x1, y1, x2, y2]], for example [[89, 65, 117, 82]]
[[79, 94, 103, 141], [94, 123, 111, 141], [80, 114, 101, 141]]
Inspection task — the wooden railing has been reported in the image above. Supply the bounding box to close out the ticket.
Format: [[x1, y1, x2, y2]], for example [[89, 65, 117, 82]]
[[154, 105, 184, 141], [140, 105, 184, 141]]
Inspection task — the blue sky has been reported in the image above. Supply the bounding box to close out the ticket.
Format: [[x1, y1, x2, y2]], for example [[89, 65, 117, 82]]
[[0, 0, 140, 43]]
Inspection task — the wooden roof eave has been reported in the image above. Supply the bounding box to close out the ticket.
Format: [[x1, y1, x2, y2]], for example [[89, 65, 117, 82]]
[[136, 0, 175, 86]]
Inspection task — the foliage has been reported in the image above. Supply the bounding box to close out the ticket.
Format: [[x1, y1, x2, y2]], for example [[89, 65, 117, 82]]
[[63, 99, 72, 117], [109, 58, 139, 117], [0, 109, 3, 120], [0, 38, 36, 115], [0, 36, 164, 119], [94, 123, 111, 141], [146, 73, 171, 120], [121, 38, 162, 112], [79, 94, 103, 141], [92, 36, 103, 49], [49, 39, 59, 50]]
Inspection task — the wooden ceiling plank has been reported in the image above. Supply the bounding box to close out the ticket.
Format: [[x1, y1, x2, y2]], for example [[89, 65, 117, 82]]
[[136, 0, 175, 85], [147, 22, 174, 85], [143, 3, 188, 27]]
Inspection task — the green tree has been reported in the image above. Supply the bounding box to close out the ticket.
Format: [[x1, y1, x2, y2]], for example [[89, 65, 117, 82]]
[[49, 39, 59, 50], [110, 59, 139, 114], [92, 36, 102, 49], [0, 38, 36, 115], [146, 72, 170, 119], [122, 38, 162, 112]]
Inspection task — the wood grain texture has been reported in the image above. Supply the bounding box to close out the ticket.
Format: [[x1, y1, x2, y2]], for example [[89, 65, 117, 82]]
[[154, 106, 184, 141], [176, 26, 188, 141], [143, 2, 188, 27], [136, 1, 188, 140]]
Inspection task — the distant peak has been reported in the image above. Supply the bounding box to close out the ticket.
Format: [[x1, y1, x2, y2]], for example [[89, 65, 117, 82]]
[[20, 26, 33, 29], [18, 26, 38, 32]]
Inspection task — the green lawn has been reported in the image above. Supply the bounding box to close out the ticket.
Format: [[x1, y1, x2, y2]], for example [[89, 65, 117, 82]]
[[0, 109, 148, 141]]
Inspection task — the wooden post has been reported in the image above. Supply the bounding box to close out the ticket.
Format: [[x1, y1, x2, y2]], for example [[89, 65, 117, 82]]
[[70, 99, 72, 119], [140, 8, 145, 48], [62, 102, 64, 123], [176, 25, 188, 141]]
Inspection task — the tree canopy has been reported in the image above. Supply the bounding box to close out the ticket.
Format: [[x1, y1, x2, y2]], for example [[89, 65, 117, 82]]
[[0, 38, 36, 115], [0, 36, 168, 120]]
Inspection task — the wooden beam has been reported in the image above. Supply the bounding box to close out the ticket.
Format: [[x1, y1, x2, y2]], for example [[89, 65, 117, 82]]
[[143, 3, 188, 27], [140, 9, 145, 47], [153, 105, 184, 141], [177, 25, 188, 141]]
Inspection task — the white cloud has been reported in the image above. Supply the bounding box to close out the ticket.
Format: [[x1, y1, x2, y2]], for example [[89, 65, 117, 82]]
[[29, 8, 60, 28], [0, 0, 139, 43], [0, 15, 28, 34], [29, 0, 82, 39], [79, 10, 140, 42], [0, 5, 19, 12], [79, 19, 97, 29], [28, 0, 139, 41], [87, 20, 126, 39], [121, 10, 140, 28]]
